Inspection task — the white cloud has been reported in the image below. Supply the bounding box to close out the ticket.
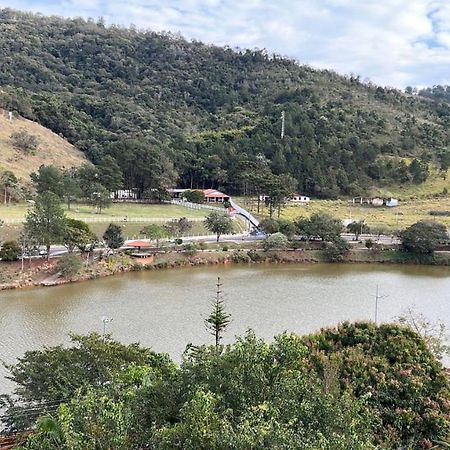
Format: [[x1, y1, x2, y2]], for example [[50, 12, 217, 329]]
[[1, 0, 450, 87]]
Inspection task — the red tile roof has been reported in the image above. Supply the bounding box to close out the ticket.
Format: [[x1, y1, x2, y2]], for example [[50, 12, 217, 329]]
[[127, 240, 152, 247]]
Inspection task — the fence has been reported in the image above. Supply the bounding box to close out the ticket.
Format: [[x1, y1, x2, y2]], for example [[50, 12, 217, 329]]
[[2, 217, 206, 225], [168, 200, 224, 211]]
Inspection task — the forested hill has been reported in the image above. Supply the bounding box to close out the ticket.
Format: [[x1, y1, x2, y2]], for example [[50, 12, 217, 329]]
[[0, 9, 449, 198]]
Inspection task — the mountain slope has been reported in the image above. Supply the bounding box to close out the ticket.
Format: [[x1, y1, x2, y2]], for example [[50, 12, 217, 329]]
[[0, 9, 448, 198], [0, 108, 87, 184]]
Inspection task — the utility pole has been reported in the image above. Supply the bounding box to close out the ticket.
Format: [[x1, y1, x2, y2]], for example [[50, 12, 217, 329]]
[[280, 110, 285, 139]]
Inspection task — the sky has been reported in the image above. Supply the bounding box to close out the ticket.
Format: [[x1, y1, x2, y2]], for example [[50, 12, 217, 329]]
[[1, 0, 450, 88]]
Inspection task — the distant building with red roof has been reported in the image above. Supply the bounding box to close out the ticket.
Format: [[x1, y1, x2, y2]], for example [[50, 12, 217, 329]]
[[168, 188, 230, 204]]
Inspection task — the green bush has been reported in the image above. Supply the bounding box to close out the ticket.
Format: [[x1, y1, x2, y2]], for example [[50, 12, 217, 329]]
[[0, 240, 21, 261], [183, 190, 204, 203], [56, 254, 82, 277], [323, 237, 351, 262], [231, 251, 250, 263], [183, 243, 197, 256], [263, 232, 288, 251], [247, 249, 261, 261]]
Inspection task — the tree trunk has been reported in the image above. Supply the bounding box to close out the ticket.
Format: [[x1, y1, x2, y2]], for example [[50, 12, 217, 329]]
[[216, 234, 220, 243], [46, 244, 50, 261]]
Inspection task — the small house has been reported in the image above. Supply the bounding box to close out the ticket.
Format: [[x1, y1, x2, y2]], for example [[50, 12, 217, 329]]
[[385, 198, 399, 207], [370, 197, 384, 207], [203, 189, 230, 203], [289, 194, 310, 204]]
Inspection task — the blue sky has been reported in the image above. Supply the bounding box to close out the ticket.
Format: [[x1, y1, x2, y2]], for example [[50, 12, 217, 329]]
[[1, 0, 450, 88]]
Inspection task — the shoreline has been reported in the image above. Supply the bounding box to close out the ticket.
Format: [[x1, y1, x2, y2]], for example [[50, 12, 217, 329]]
[[1, 247, 449, 292]]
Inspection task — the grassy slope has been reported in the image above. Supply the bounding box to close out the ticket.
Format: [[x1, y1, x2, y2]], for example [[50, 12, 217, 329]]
[[0, 109, 86, 184], [237, 171, 450, 231], [369, 166, 449, 199], [278, 197, 450, 230]]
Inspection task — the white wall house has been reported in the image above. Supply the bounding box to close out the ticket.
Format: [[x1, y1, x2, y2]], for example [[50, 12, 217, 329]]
[[289, 194, 310, 204]]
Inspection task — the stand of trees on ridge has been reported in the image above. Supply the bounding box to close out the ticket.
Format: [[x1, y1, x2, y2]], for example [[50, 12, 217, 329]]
[[0, 9, 449, 199]]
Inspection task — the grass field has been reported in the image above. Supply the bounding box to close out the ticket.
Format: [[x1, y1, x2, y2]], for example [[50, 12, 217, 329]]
[[0, 202, 209, 221], [237, 196, 450, 231], [0, 202, 244, 241]]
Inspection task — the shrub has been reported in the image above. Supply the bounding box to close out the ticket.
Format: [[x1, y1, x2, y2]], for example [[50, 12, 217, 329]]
[[183, 190, 204, 204], [0, 240, 21, 261], [247, 249, 261, 261], [258, 218, 280, 234], [365, 238, 374, 250], [231, 251, 250, 263], [56, 254, 82, 277], [198, 241, 207, 252], [323, 237, 351, 262], [10, 129, 39, 153], [222, 244, 229, 251], [183, 243, 197, 256], [263, 232, 288, 251]]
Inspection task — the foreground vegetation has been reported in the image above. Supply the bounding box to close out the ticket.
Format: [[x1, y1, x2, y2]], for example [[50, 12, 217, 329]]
[[0, 322, 448, 449]]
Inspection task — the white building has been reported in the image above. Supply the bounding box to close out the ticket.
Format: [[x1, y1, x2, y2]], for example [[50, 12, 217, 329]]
[[289, 194, 310, 204]]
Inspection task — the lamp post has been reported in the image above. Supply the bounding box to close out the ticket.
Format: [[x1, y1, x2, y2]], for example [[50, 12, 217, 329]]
[[100, 316, 113, 337], [374, 285, 386, 325]]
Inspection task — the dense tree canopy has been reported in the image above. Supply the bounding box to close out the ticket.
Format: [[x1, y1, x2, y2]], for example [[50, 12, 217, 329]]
[[0, 10, 449, 198], [400, 220, 448, 254], [4, 323, 449, 449]]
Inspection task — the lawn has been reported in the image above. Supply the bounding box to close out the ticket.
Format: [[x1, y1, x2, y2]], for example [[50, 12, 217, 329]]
[[0, 202, 245, 241], [0, 202, 209, 221], [235, 196, 450, 231]]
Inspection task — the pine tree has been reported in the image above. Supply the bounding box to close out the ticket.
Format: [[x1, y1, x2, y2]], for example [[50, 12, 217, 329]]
[[205, 277, 232, 347]]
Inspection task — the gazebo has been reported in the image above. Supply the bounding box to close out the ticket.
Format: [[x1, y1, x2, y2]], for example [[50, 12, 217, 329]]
[[126, 240, 152, 256]]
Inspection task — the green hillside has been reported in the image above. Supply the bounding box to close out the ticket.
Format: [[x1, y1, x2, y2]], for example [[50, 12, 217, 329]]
[[0, 9, 449, 198]]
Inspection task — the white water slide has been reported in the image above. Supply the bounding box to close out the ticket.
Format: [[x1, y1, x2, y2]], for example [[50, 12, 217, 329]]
[[229, 199, 259, 228]]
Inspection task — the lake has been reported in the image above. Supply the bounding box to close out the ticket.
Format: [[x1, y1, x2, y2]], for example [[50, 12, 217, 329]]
[[0, 263, 449, 393]]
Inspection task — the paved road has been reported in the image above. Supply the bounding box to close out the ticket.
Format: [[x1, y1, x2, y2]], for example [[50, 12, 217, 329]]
[[31, 232, 400, 259]]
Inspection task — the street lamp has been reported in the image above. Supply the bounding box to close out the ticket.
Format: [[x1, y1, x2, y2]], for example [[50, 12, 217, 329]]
[[100, 316, 113, 337], [374, 285, 387, 325]]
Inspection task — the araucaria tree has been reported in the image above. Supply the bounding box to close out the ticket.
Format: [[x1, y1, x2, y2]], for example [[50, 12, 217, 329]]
[[24, 192, 66, 260], [205, 277, 231, 347], [204, 211, 233, 242]]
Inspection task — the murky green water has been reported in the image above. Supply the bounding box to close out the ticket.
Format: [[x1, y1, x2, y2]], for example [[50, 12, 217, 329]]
[[0, 263, 449, 392]]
